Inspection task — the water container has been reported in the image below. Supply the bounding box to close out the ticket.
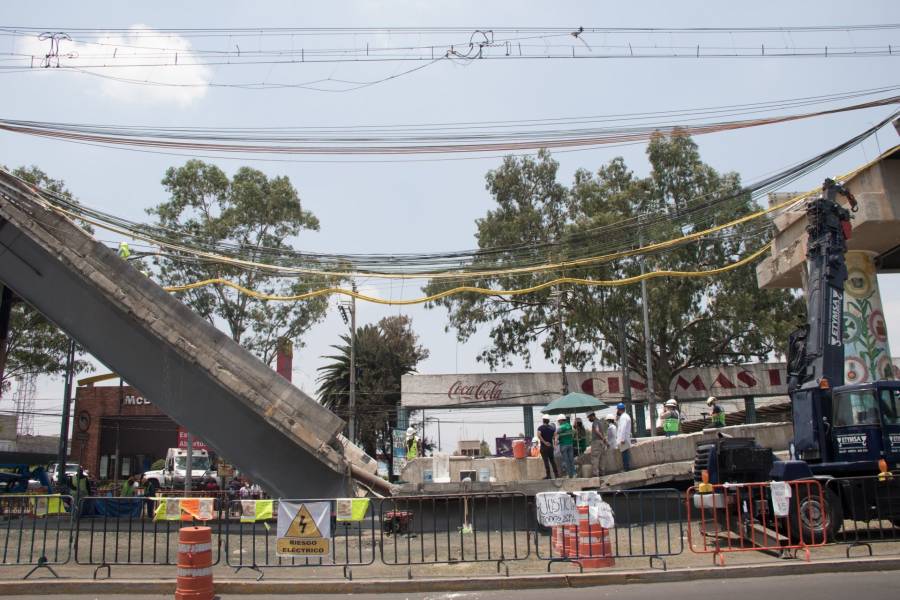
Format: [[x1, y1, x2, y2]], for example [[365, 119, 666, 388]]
[[512, 439, 527, 459], [478, 467, 491, 482]]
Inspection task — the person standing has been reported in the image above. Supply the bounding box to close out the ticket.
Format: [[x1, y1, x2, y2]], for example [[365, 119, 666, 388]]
[[573, 418, 588, 457], [537, 415, 559, 479], [615, 403, 633, 472], [555, 415, 576, 478], [587, 412, 609, 477], [707, 396, 726, 428], [119, 474, 137, 497], [141, 474, 159, 519], [405, 426, 420, 460], [660, 399, 681, 437]]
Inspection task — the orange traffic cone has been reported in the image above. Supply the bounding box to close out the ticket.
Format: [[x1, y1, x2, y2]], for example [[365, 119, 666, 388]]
[[176, 526, 214, 600]]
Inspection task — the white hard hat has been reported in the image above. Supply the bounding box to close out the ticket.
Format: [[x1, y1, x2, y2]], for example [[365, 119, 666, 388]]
[[706, 396, 717, 406], [605, 414, 616, 421], [540, 414, 550, 421], [665, 399, 678, 407], [557, 414, 567, 421], [406, 426, 416, 437]]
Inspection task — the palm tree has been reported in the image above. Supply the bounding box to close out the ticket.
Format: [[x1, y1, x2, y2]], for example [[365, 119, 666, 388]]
[[317, 316, 429, 476]]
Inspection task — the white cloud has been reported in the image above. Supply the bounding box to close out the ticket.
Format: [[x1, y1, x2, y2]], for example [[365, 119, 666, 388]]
[[16, 25, 211, 107]]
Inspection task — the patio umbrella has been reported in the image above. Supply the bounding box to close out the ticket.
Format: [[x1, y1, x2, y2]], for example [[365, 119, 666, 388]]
[[541, 392, 605, 415]]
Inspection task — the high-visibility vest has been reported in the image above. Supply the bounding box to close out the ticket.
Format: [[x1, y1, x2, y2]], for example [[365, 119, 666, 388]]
[[711, 408, 726, 427], [118, 242, 131, 259], [407, 438, 418, 459], [663, 416, 680, 434]]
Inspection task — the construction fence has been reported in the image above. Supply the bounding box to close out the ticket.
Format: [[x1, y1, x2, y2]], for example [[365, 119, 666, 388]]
[[0, 480, 897, 580]]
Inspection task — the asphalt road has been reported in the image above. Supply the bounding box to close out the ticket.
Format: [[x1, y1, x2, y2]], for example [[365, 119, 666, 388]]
[[3, 570, 899, 599]]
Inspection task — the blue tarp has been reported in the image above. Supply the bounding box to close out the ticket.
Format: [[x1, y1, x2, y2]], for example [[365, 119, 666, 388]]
[[81, 498, 144, 518]]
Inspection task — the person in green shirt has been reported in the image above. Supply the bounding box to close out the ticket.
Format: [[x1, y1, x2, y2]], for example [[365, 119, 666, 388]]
[[555, 415, 576, 478], [573, 418, 588, 456], [120, 475, 137, 497]]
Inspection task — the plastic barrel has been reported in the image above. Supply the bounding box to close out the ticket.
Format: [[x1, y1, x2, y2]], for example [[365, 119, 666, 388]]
[[176, 526, 214, 600]]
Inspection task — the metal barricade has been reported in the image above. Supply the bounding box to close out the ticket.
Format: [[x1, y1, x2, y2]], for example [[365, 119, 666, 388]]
[[380, 493, 530, 577], [0, 494, 74, 579], [224, 498, 376, 581], [825, 475, 900, 557], [686, 479, 828, 565], [74, 496, 222, 578], [533, 489, 683, 571]]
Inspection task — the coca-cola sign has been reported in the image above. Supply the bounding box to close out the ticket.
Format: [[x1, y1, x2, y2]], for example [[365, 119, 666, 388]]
[[447, 380, 505, 401]]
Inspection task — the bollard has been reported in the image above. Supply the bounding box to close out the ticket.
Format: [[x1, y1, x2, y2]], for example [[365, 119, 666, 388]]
[[176, 526, 214, 600]]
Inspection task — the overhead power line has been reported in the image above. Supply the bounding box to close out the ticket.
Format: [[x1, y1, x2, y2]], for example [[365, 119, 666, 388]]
[[1, 93, 896, 156]]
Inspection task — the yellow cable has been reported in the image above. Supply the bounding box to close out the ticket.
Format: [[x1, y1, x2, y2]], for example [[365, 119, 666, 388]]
[[36, 143, 896, 281], [163, 243, 772, 305]]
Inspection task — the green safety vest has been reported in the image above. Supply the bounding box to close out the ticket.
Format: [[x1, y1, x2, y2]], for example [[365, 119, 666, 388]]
[[711, 408, 726, 427], [407, 438, 418, 459], [118, 242, 131, 259], [663, 416, 680, 434]]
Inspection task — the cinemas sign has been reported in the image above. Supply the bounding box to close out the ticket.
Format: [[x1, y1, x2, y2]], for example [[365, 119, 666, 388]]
[[401, 363, 787, 408]]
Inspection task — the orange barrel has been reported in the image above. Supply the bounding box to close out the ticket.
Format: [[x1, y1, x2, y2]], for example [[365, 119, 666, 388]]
[[512, 439, 526, 459], [176, 526, 214, 600]]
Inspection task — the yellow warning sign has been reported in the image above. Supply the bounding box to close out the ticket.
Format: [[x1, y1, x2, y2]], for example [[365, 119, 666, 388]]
[[276, 537, 330, 554], [285, 504, 321, 538], [276, 501, 332, 558]]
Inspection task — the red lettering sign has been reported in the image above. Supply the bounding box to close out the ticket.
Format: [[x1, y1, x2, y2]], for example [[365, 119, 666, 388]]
[[448, 380, 505, 402], [177, 429, 209, 451]]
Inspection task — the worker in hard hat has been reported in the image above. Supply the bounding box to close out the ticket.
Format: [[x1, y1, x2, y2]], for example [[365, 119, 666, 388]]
[[615, 403, 633, 472], [587, 412, 610, 477], [660, 399, 681, 437], [405, 426, 419, 460], [537, 414, 559, 479], [707, 396, 725, 428], [555, 415, 576, 478]]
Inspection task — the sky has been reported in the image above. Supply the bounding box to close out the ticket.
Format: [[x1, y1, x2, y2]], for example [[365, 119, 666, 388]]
[[1, 1, 900, 453]]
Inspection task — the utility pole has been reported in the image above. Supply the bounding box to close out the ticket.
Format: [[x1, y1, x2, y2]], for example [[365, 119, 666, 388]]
[[185, 433, 193, 495], [638, 229, 657, 436], [554, 288, 569, 395], [348, 283, 357, 443], [617, 315, 641, 434], [55, 338, 76, 488]]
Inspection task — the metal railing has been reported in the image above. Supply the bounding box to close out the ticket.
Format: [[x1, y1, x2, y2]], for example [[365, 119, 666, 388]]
[[224, 499, 376, 580], [826, 475, 900, 556], [0, 494, 74, 579], [533, 489, 684, 571], [686, 479, 828, 565], [380, 493, 530, 576], [73, 496, 222, 579]]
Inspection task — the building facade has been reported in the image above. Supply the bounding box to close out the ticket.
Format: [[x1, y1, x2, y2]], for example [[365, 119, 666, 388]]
[[69, 380, 179, 481]]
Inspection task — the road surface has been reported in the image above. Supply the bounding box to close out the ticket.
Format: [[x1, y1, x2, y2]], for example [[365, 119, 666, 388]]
[[4, 569, 898, 599]]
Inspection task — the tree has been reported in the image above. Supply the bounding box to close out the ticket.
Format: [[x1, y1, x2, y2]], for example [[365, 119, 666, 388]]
[[425, 132, 802, 412], [317, 316, 429, 475], [148, 160, 328, 365], [0, 167, 92, 394], [424, 150, 595, 371]]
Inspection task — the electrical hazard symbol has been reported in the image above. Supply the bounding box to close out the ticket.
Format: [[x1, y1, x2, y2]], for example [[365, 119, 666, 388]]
[[285, 504, 321, 537], [276, 501, 331, 558]]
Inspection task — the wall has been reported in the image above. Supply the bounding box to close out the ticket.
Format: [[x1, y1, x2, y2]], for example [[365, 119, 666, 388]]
[[401, 421, 793, 485]]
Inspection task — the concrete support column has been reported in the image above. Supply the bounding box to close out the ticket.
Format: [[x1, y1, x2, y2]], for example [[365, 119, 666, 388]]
[[843, 251, 894, 383], [744, 396, 756, 424], [523, 407, 534, 439]]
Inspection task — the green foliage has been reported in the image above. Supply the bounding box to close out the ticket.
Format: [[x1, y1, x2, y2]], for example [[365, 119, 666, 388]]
[[425, 132, 802, 401], [0, 166, 92, 392], [148, 160, 328, 364], [317, 316, 429, 470]]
